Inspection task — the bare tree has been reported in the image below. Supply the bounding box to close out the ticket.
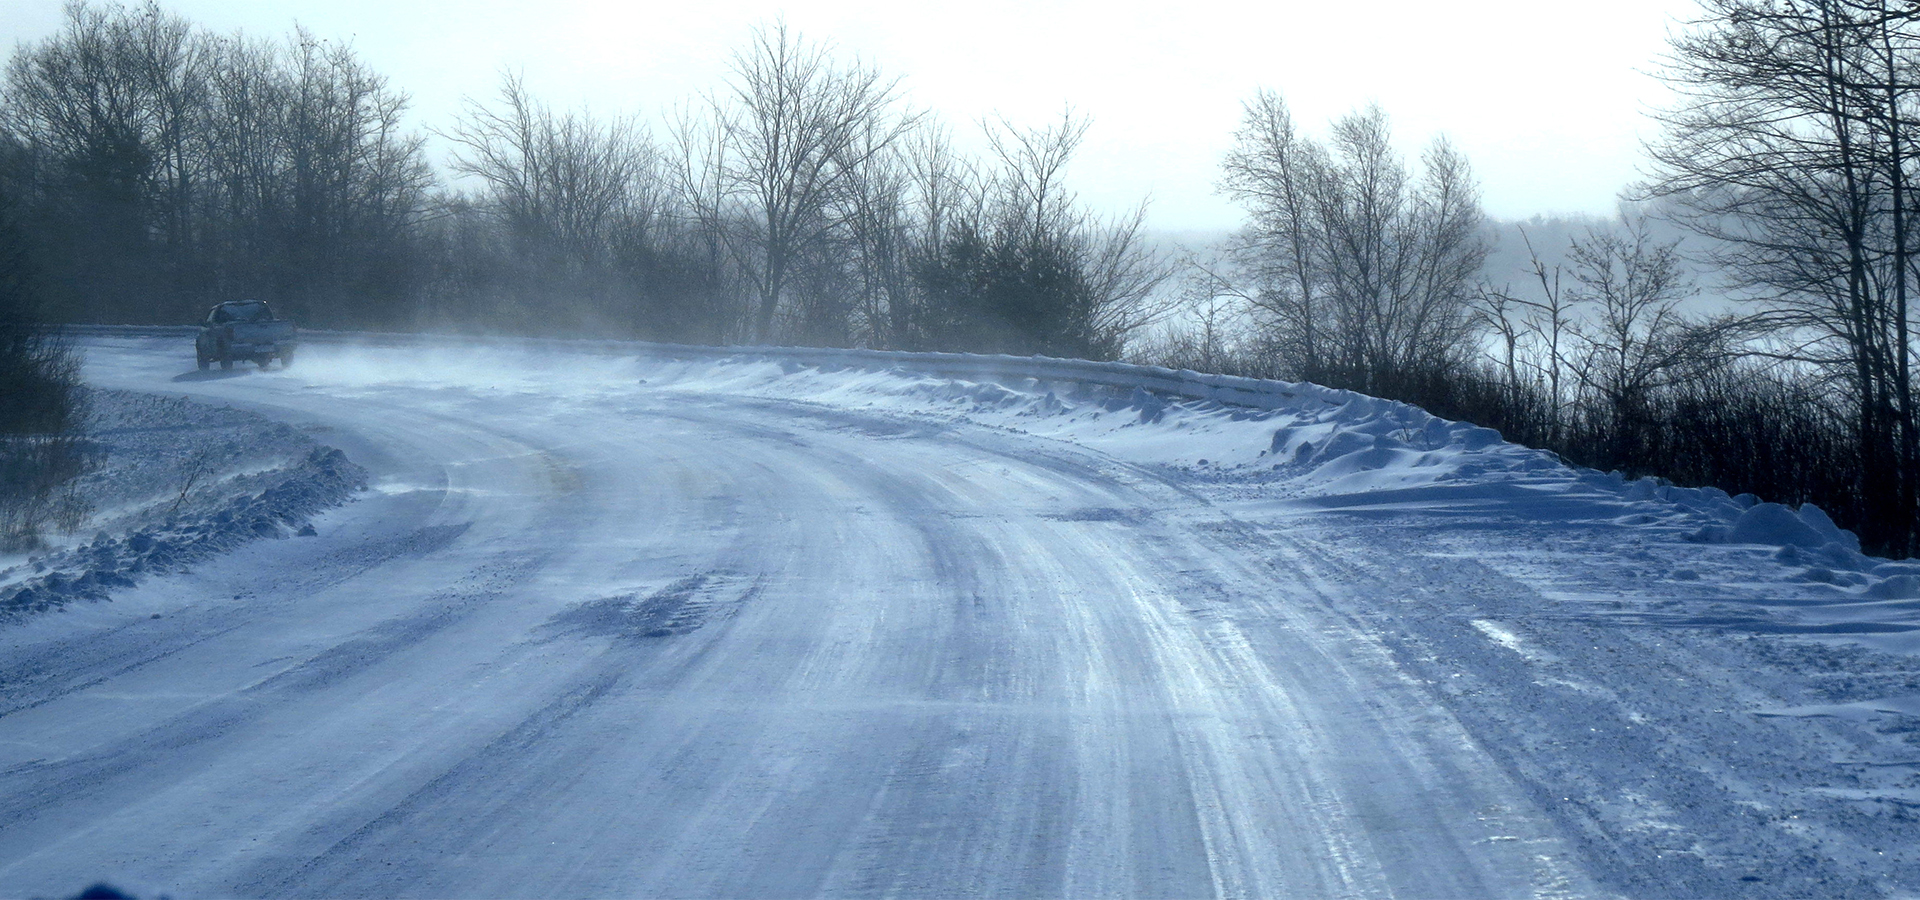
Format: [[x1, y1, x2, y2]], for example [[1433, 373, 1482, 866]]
[[840, 136, 913, 347], [1565, 217, 1705, 422], [983, 111, 1089, 244], [658, 100, 747, 342], [1643, 0, 1920, 551], [1134, 271, 1250, 374], [705, 20, 916, 342], [445, 72, 656, 266], [984, 111, 1174, 356], [910, 110, 1169, 358], [1476, 228, 1580, 442], [201, 32, 287, 291], [1221, 90, 1327, 379], [2, 0, 210, 318], [883, 122, 982, 346], [1076, 202, 1175, 356], [275, 30, 432, 324], [1220, 91, 1490, 396]]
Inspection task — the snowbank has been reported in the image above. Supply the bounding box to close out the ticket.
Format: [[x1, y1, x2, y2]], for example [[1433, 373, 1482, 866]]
[[610, 345, 1920, 634], [65, 328, 1920, 642], [236, 325, 1888, 572], [0, 390, 367, 622]]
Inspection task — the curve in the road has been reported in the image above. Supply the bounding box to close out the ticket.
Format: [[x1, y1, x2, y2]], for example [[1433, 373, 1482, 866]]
[[0, 336, 1597, 899]]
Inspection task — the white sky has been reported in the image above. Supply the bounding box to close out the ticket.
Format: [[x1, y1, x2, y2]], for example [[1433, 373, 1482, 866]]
[[0, 0, 1697, 232]]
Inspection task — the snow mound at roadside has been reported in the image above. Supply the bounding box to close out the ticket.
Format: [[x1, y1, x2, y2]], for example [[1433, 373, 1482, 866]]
[[648, 352, 1917, 600], [0, 392, 367, 622], [1690, 501, 1865, 565], [0, 448, 363, 620], [670, 355, 1575, 491]]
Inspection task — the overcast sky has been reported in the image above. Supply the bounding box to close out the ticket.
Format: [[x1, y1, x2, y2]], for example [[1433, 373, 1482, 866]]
[[0, 0, 1698, 232]]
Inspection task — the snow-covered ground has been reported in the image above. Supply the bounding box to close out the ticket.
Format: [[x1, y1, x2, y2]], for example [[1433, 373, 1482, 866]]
[[1, 332, 1916, 898], [0, 390, 365, 620]]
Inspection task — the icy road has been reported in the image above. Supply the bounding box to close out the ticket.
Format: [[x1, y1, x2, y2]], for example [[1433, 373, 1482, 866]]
[[3, 334, 1919, 898]]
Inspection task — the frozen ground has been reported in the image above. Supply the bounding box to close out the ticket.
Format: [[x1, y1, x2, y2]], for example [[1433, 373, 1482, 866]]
[[0, 332, 1917, 898]]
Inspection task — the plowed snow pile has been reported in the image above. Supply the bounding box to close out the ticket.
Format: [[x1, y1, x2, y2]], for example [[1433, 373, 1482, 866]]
[[670, 353, 1910, 612], [0, 390, 366, 621]]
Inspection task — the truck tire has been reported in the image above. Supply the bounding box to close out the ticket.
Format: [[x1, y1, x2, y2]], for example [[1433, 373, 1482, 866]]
[[279, 349, 295, 369], [196, 351, 210, 371], [219, 357, 233, 370]]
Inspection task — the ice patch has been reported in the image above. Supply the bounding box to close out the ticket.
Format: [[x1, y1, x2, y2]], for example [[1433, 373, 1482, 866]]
[[1470, 619, 1554, 664]]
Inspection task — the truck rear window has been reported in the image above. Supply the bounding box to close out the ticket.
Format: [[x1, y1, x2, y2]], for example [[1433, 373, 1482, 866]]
[[212, 302, 272, 324]]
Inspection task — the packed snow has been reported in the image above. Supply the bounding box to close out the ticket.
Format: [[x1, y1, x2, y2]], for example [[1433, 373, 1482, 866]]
[[1, 331, 1916, 898]]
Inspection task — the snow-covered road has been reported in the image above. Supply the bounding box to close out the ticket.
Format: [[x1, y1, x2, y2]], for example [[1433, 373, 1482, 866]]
[[2, 334, 1917, 898]]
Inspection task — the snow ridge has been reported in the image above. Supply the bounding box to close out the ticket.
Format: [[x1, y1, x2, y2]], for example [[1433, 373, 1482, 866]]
[[635, 350, 1920, 627], [0, 391, 367, 622]]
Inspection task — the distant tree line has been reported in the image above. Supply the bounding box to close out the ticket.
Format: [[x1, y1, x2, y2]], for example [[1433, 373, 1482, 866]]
[[0, 3, 1169, 353], [1141, 0, 1920, 558], [0, 4, 430, 329]]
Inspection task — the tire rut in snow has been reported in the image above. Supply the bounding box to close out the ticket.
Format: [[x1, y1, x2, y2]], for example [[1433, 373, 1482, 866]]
[[228, 666, 631, 899], [0, 569, 539, 839], [1273, 516, 1897, 898], [547, 573, 758, 641], [0, 523, 474, 722]]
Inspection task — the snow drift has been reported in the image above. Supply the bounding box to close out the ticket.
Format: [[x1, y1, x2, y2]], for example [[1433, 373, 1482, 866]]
[[0, 390, 367, 621]]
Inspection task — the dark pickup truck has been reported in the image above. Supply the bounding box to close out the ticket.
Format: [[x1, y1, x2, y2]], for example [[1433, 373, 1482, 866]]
[[196, 300, 297, 370]]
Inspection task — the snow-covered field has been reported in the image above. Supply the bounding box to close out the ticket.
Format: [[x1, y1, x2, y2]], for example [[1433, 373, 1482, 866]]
[[1, 332, 1917, 898]]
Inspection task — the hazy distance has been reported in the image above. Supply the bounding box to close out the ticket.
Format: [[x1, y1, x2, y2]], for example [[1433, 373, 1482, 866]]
[[0, 0, 1696, 231]]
